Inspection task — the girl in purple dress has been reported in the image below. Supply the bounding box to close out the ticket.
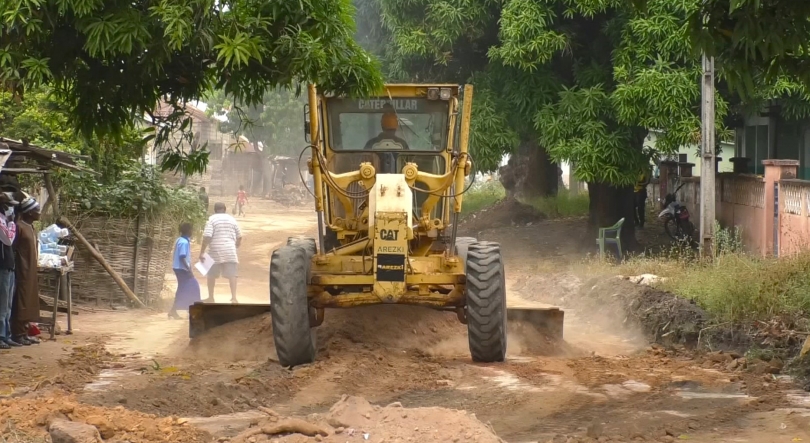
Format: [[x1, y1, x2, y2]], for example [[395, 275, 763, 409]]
[[169, 223, 201, 319]]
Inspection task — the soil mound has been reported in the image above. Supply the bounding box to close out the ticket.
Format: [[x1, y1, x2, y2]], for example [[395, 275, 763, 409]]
[[0, 393, 208, 442], [187, 305, 467, 362], [228, 395, 504, 443], [460, 198, 546, 233], [186, 312, 275, 362], [576, 277, 716, 348]]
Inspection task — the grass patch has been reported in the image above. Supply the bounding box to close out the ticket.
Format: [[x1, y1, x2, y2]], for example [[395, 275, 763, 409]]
[[583, 224, 810, 324], [461, 179, 506, 216], [461, 179, 590, 219], [522, 190, 590, 218]]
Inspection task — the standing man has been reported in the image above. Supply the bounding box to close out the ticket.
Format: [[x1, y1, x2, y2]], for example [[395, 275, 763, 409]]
[[634, 166, 651, 229], [0, 193, 18, 348], [11, 196, 40, 345], [198, 187, 209, 213], [199, 202, 242, 304]]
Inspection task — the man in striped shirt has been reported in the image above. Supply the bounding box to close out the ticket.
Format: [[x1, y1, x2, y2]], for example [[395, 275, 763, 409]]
[[199, 202, 243, 304]]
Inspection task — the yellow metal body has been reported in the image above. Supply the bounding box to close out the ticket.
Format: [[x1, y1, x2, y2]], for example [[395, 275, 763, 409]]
[[306, 83, 473, 311]]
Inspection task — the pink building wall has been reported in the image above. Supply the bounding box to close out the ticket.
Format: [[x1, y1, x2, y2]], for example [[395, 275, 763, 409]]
[[648, 160, 805, 257]]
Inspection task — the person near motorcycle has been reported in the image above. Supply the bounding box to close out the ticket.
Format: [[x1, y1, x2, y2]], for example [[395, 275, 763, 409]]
[[634, 167, 651, 228]]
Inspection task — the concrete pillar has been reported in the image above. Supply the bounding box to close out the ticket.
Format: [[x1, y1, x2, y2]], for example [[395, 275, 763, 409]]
[[763, 159, 799, 256]]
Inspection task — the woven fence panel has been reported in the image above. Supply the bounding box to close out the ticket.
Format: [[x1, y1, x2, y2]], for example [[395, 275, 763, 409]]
[[52, 216, 174, 307], [134, 220, 175, 305]]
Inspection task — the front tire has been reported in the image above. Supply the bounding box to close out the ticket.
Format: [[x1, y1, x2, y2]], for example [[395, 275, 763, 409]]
[[454, 236, 477, 262], [270, 245, 316, 367], [465, 241, 507, 363], [286, 236, 316, 257]]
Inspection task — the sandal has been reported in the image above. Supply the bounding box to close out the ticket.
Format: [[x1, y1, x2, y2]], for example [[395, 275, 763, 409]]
[[0, 341, 9, 350], [26, 336, 40, 344]]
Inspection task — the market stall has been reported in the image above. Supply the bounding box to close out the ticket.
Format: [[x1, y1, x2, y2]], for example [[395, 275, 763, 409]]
[[0, 137, 96, 337]]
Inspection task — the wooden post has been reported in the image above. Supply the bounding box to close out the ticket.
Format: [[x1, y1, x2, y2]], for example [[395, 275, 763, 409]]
[[700, 54, 716, 258], [57, 216, 147, 308], [43, 174, 60, 219]]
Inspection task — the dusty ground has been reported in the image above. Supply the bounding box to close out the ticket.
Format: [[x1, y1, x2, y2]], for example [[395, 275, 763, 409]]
[[2, 199, 810, 442]]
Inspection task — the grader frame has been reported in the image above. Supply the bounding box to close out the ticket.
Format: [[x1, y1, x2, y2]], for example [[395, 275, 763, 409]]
[[189, 83, 564, 367]]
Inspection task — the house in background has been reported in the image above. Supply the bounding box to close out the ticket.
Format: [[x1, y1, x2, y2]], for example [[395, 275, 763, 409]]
[[141, 101, 237, 193], [645, 129, 735, 176], [733, 106, 810, 178]]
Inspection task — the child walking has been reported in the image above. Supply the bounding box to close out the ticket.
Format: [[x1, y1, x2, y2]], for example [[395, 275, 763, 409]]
[[235, 185, 248, 217], [168, 222, 201, 319]]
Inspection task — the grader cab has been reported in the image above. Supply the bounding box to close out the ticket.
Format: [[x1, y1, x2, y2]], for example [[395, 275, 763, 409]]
[[189, 84, 564, 367]]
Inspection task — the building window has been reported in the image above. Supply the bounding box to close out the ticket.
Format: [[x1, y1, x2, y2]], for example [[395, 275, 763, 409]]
[[678, 154, 688, 163], [744, 124, 768, 174]]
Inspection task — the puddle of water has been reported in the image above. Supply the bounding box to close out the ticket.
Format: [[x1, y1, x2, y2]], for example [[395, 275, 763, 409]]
[[676, 391, 750, 400], [622, 380, 652, 393], [658, 410, 694, 418], [481, 368, 605, 399], [776, 407, 810, 417], [508, 356, 536, 363], [601, 380, 652, 398], [84, 368, 141, 392], [786, 391, 810, 406], [484, 370, 543, 393]]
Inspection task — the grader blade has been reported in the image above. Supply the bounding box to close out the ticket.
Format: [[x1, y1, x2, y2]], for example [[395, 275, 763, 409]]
[[506, 305, 564, 340], [188, 302, 272, 339]]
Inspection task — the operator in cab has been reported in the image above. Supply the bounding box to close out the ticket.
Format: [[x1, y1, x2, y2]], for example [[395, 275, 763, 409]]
[[363, 104, 409, 173]]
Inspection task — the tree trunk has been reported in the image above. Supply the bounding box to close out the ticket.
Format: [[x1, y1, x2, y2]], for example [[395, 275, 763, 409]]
[[588, 182, 637, 255], [499, 139, 558, 200]]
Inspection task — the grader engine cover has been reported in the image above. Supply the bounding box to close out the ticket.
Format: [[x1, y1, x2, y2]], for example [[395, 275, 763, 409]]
[[369, 174, 412, 301]]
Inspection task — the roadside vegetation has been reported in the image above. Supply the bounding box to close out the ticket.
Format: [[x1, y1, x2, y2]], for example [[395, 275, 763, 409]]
[[587, 224, 810, 325], [462, 179, 589, 219]]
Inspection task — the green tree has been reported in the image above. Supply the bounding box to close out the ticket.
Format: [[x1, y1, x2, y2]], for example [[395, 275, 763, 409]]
[[669, 0, 810, 96], [205, 88, 307, 158], [365, 0, 728, 245], [0, 88, 146, 181], [0, 0, 383, 175]]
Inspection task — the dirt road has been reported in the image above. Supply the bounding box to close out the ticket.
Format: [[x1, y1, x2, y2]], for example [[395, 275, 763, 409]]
[[2, 200, 810, 442]]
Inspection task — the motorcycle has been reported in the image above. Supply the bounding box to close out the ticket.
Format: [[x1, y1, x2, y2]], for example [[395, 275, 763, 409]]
[[658, 182, 696, 243]]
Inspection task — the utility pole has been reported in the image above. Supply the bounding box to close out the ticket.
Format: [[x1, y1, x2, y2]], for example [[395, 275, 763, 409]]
[[699, 54, 716, 258]]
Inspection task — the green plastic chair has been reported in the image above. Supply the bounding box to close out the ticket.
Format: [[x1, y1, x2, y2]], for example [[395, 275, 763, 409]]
[[597, 217, 625, 258]]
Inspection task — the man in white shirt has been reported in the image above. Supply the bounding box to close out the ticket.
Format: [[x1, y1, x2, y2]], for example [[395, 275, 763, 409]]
[[199, 202, 243, 304]]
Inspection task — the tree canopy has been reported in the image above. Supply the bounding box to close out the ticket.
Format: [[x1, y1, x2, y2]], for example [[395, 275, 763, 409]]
[[368, 0, 707, 185], [0, 87, 146, 180], [365, 0, 810, 187], [675, 0, 810, 96], [1, 0, 383, 173], [205, 88, 306, 158]]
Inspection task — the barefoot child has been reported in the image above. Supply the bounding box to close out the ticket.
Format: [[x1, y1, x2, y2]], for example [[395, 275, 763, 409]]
[[235, 185, 248, 217]]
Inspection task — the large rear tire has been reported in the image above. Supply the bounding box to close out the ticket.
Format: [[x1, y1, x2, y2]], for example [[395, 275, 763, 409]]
[[454, 236, 477, 263], [465, 241, 507, 363], [286, 236, 316, 257], [270, 245, 316, 367]]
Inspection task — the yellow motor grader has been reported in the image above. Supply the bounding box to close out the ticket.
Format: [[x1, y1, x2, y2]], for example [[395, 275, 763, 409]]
[[189, 84, 563, 367]]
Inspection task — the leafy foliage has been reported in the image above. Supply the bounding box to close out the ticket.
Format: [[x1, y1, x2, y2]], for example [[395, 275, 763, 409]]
[[683, 0, 810, 97], [1, 0, 384, 174], [205, 88, 306, 158], [366, 0, 810, 187], [59, 162, 207, 228], [0, 88, 147, 181]]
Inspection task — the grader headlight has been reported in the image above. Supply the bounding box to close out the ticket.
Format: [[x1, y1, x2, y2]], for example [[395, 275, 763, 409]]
[[439, 88, 452, 100]]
